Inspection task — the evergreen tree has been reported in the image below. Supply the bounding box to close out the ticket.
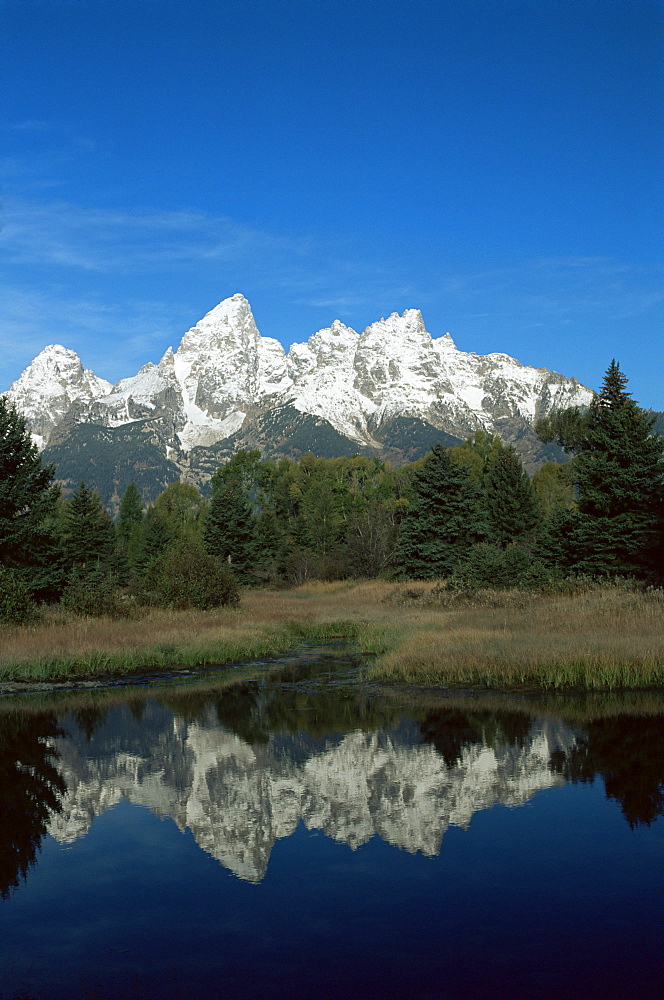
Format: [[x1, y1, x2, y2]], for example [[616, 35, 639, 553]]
[[62, 482, 116, 573], [535, 406, 589, 454], [219, 449, 262, 493], [204, 456, 257, 583], [393, 444, 486, 578], [0, 565, 37, 625], [253, 507, 283, 584], [116, 481, 144, 580], [0, 398, 62, 598], [118, 481, 144, 532], [136, 506, 173, 572], [571, 361, 664, 578], [484, 446, 540, 548], [533, 505, 578, 576]]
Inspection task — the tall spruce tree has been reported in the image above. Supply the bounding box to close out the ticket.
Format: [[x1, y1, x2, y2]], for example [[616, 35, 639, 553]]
[[116, 481, 144, 580], [0, 398, 62, 599], [484, 446, 540, 548], [118, 481, 144, 533], [62, 482, 116, 573], [570, 361, 664, 578], [393, 444, 486, 578], [137, 506, 173, 573], [204, 454, 257, 583], [253, 507, 283, 583]]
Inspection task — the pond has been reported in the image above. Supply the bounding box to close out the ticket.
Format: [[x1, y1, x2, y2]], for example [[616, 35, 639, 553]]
[[0, 645, 662, 1000]]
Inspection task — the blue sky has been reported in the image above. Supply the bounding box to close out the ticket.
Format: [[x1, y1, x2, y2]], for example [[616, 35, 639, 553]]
[[1, 0, 662, 408]]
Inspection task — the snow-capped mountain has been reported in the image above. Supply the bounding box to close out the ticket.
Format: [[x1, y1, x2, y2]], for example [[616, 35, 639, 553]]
[[5, 344, 112, 450], [3, 293, 593, 499]]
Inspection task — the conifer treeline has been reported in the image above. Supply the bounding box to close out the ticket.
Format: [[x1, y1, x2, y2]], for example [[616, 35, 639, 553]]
[[0, 362, 662, 620]]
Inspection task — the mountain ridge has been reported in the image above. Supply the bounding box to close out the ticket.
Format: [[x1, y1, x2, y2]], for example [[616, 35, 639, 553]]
[[4, 293, 593, 504]]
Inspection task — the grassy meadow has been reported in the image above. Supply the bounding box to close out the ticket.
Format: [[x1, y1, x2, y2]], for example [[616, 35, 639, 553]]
[[0, 578, 662, 691]]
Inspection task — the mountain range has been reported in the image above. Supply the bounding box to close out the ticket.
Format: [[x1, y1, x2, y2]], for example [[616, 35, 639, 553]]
[[4, 293, 594, 506]]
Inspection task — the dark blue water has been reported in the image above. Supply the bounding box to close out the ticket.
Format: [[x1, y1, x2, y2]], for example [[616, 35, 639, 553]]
[[0, 652, 662, 1000]]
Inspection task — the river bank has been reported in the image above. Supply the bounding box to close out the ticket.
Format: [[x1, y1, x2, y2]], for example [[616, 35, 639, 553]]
[[0, 579, 662, 691]]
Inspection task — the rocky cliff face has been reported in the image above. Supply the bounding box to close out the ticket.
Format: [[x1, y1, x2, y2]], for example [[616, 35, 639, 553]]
[[48, 704, 573, 883], [4, 293, 593, 493]]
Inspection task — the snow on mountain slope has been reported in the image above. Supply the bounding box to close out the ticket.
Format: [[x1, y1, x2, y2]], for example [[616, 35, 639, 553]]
[[84, 294, 291, 451], [174, 294, 290, 412], [3, 294, 594, 463], [285, 307, 592, 446], [285, 320, 380, 445], [3, 345, 112, 448], [90, 347, 182, 425]]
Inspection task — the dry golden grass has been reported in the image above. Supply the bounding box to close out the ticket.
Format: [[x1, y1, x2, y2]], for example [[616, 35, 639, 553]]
[[0, 579, 662, 689], [1, 605, 246, 665], [370, 584, 664, 688], [242, 579, 664, 688]]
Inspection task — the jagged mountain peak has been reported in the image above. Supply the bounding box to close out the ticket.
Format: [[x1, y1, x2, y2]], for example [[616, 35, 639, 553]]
[[5, 293, 596, 497], [200, 291, 253, 321], [4, 343, 112, 449], [30, 342, 79, 363], [434, 331, 457, 351], [14, 343, 95, 383], [361, 308, 428, 342], [294, 320, 359, 365], [178, 293, 260, 352]]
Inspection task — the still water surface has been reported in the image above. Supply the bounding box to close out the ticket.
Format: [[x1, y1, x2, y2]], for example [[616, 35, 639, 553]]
[[0, 646, 662, 999]]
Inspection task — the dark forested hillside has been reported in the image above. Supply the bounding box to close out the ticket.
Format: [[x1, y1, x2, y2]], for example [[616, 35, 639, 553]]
[[43, 422, 182, 514]]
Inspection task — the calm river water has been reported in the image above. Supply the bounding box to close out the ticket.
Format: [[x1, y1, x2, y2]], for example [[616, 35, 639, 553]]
[[0, 645, 662, 1000]]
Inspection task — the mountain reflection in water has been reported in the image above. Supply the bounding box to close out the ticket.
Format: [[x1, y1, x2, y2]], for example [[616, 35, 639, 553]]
[[1, 673, 662, 894]]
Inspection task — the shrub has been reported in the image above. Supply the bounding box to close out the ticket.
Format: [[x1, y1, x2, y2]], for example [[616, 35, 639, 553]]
[[140, 540, 240, 610], [283, 546, 319, 586], [449, 543, 551, 592], [0, 565, 37, 625], [61, 567, 130, 618]]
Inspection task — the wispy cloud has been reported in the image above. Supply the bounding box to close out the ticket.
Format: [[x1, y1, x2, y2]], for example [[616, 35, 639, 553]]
[[0, 193, 421, 385], [1, 197, 310, 274], [0, 284, 186, 388], [427, 257, 664, 328]]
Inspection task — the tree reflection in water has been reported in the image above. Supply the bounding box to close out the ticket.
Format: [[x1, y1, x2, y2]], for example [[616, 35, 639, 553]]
[[0, 711, 66, 898], [419, 707, 533, 767], [550, 714, 664, 827]]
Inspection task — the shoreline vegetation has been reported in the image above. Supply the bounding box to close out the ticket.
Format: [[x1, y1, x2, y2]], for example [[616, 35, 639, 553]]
[[1, 579, 662, 693], [2, 363, 662, 698]]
